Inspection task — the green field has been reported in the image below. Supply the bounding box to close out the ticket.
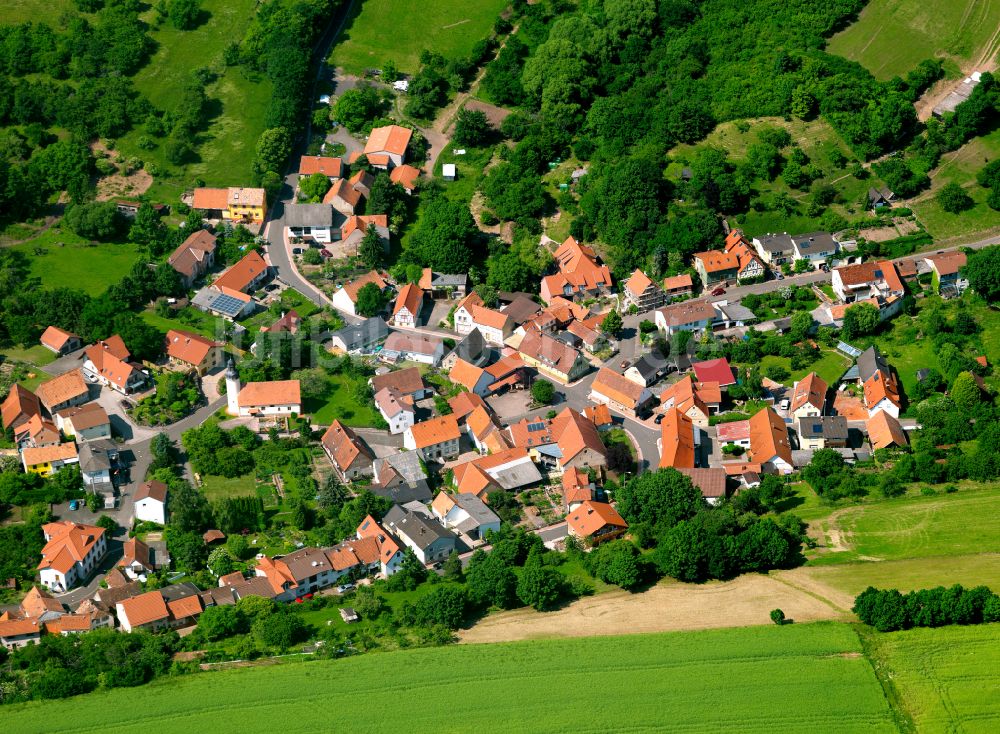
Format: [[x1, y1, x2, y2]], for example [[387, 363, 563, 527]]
[[4, 0, 74, 24], [910, 128, 1000, 242], [5, 623, 897, 733], [761, 349, 852, 386], [198, 474, 260, 501], [329, 0, 509, 74], [827, 0, 1000, 80], [0, 344, 56, 367], [114, 0, 272, 203], [10, 228, 142, 296], [307, 372, 381, 426], [866, 624, 1000, 733]]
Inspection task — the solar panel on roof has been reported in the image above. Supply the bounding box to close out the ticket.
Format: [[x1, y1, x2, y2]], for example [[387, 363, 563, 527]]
[[210, 294, 245, 315], [528, 423, 546, 432]]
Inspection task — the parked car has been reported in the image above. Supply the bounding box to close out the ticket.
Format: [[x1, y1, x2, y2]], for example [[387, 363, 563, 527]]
[[69, 500, 79, 511], [336, 583, 354, 594], [654, 414, 665, 425], [620, 360, 630, 369], [292, 247, 303, 255], [711, 286, 726, 296], [779, 398, 790, 410], [775, 272, 784, 280]]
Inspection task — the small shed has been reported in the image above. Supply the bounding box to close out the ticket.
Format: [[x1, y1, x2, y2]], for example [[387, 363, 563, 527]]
[[203, 529, 226, 545], [340, 607, 359, 623], [442, 163, 457, 181]]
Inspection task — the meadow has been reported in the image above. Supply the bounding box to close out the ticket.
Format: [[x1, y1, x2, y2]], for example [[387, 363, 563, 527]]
[[4, 0, 74, 24], [827, 0, 1000, 80], [5, 623, 897, 733], [328, 0, 509, 74], [865, 624, 1000, 733], [761, 349, 852, 386], [10, 229, 142, 296], [307, 372, 381, 426]]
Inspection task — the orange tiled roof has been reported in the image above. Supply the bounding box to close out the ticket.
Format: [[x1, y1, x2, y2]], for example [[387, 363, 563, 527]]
[[166, 329, 220, 366], [2, 384, 41, 429], [663, 274, 694, 291], [624, 269, 655, 296], [389, 164, 420, 190], [213, 250, 268, 293], [408, 415, 461, 449], [863, 371, 901, 410], [35, 369, 88, 409], [299, 155, 343, 177], [552, 407, 606, 463], [693, 249, 740, 273], [551, 236, 613, 292], [592, 367, 646, 409], [191, 187, 229, 211], [561, 467, 593, 506], [448, 391, 488, 421], [23, 442, 78, 467], [867, 409, 908, 450], [119, 590, 170, 627], [392, 283, 424, 319], [341, 270, 387, 302], [449, 358, 487, 392], [748, 407, 792, 465], [237, 380, 301, 408], [659, 408, 695, 469], [566, 500, 627, 537], [789, 372, 827, 413], [322, 420, 373, 471], [40, 326, 79, 352], [341, 214, 388, 239], [38, 521, 103, 574], [925, 251, 966, 276], [583, 403, 612, 428], [364, 125, 412, 157]]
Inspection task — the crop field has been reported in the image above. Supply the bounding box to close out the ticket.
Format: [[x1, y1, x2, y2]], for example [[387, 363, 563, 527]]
[[865, 624, 1000, 733], [10, 229, 142, 296], [827, 0, 1000, 80], [114, 0, 272, 203], [329, 0, 509, 75], [5, 623, 896, 733]]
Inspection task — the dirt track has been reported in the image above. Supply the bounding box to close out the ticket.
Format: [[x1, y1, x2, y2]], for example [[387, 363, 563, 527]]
[[459, 574, 847, 644]]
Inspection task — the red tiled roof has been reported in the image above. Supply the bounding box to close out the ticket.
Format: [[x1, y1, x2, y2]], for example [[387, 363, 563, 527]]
[[364, 125, 412, 157], [166, 329, 220, 366], [213, 250, 268, 293], [691, 358, 735, 387], [659, 408, 695, 469], [566, 501, 627, 537], [237, 380, 301, 408], [299, 156, 343, 177], [40, 326, 79, 352]]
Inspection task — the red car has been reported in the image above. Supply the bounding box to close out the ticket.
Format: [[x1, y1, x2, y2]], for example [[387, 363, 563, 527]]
[[711, 286, 726, 296]]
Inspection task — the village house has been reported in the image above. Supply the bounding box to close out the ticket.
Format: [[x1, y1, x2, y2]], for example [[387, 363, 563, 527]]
[[692, 249, 741, 285], [364, 124, 413, 169], [797, 415, 849, 450], [404, 415, 462, 461], [662, 274, 694, 301], [383, 504, 456, 564], [442, 329, 489, 371], [389, 163, 421, 193], [659, 375, 714, 427], [678, 467, 728, 505], [390, 283, 424, 328], [134, 480, 168, 525], [37, 521, 107, 592], [561, 467, 594, 511], [322, 420, 375, 481], [380, 332, 444, 366], [451, 447, 543, 498], [370, 366, 432, 400], [355, 516, 406, 576], [540, 237, 614, 303], [168, 229, 217, 287], [789, 372, 827, 420], [213, 250, 270, 294], [625, 352, 667, 387], [79, 440, 119, 505], [284, 203, 337, 244], [791, 232, 838, 264], [0, 619, 41, 650], [298, 155, 344, 180], [2, 384, 42, 432], [55, 403, 110, 442], [431, 492, 501, 542], [330, 270, 389, 317], [867, 186, 896, 210], [691, 358, 736, 389], [39, 326, 82, 355], [517, 329, 590, 385], [659, 408, 697, 469], [118, 537, 157, 581], [831, 260, 905, 303], [654, 299, 716, 335], [339, 214, 390, 257], [36, 368, 90, 413], [448, 391, 490, 424], [622, 269, 665, 312], [228, 369, 301, 419], [867, 409, 909, 451], [15, 414, 61, 449], [864, 368, 902, 418], [566, 501, 628, 545], [22, 442, 79, 476], [453, 293, 514, 346], [465, 405, 510, 454], [723, 230, 766, 280], [717, 419, 751, 450], [374, 387, 416, 435], [326, 316, 388, 354], [192, 187, 266, 223], [565, 318, 608, 354], [82, 337, 146, 396], [323, 172, 370, 217], [165, 329, 224, 375], [590, 367, 655, 416], [448, 357, 495, 397], [751, 233, 796, 266], [255, 546, 353, 603], [260, 310, 301, 336], [924, 251, 968, 297], [748, 407, 794, 474], [116, 584, 203, 633], [419, 269, 469, 299]]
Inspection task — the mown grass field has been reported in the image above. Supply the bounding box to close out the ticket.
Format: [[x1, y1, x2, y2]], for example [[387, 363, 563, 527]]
[[114, 0, 272, 203], [329, 0, 509, 74], [866, 624, 1000, 733], [827, 0, 1000, 80], [4, 0, 74, 24], [10, 228, 142, 296], [668, 117, 879, 238], [307, 372, 381, 426], [5, 623, 897, 733], [761, 349, 852, 386], [909, 128, 1000, 242]]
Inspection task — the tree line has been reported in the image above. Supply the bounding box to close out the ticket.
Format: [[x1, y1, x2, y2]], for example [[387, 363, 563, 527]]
[[854, 584, 1000, 632]]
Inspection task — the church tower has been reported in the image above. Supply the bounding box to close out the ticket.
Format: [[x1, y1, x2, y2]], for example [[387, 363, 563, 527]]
[[225, 358, 241, 416]]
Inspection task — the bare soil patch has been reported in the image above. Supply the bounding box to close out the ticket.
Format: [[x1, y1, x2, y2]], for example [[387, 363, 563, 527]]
[[833, 392, 868, 421], [459, 574, 844, 644], [90, 142, 153, 202], [462, 98, 512, 128]]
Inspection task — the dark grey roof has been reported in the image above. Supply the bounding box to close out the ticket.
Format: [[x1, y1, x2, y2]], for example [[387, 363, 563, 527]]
[[370, 480, 432, 505], [449, 328, 489, 366], [500, 295, 541, 325], [284, 203, 335, 228], [856, 345, 889, 383], [78, 440, 117, 473], [384, 504, 456, 550], [797, 415, 848, 441], [450, 493, 500, 526], [755, 233, 795, 252], [791, 232, 837, 254], [159, 582, 202, 603], [374, 451, 428, 484], [631, 354, 660, 380], [328, 316, 388, 351], [428, 272, 468, 288]]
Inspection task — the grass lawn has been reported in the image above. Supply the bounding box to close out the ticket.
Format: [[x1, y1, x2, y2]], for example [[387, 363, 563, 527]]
[[329, 0, 509, 75], [668, 117, 879, 238], [760, 349, 851, 386], [307, 373, 381, 426], [4, 623, 897, 733], [114, 0, 272, 204], [865, 624, 1000, 733], [909, 128, 1000, 243], [198, 474, 259, 502], [827, 0, 1000, 80], [4, 0, 74, 23], [140, 308, 229, 340], [11, 228, 142, 295], [0, 345, 56, 367]]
